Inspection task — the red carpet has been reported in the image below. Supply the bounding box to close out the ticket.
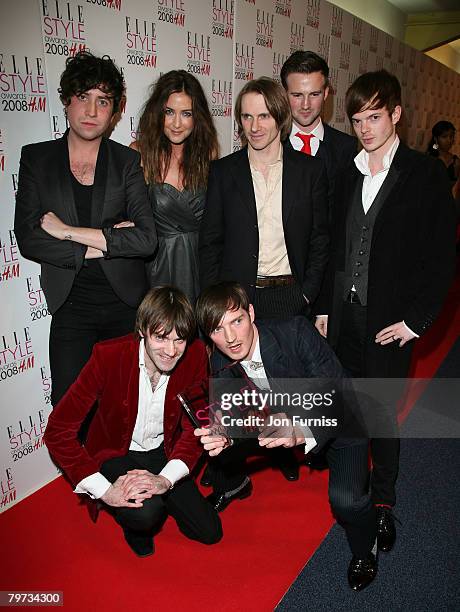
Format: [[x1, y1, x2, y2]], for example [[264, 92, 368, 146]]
[[2, 258, 458, 611], [398, 256, 460, 423], [0, 462, 333, 611]]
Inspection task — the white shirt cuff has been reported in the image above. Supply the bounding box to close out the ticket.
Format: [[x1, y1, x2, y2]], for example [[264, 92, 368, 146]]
[[159, 459, 189, 487], [402, 321, 419, 338], [74, 472, 112, 499], [300, 425, 317, 454]]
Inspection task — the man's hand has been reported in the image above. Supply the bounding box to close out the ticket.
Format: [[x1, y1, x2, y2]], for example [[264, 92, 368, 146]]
[[100, 476, 146, 508], [40, 211, 71, 240], [85, 246, 104, 259], [375, 321, 416, 347], [194, 427, 232, 457], [113, 221, 135, 229], [315, 315, 328, 338], [258, 414, 306, 449], [120, 469, 171, 497]]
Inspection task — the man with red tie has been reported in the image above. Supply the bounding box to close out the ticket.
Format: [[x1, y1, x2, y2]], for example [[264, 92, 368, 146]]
[[281, 51, 357, 214]]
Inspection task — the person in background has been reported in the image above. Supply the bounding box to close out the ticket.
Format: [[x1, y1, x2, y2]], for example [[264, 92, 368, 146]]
[[427, 120, 459, 184], [280, 50, 357, 214], [131, 70, 219, 304], [15, 51, 157, 407]]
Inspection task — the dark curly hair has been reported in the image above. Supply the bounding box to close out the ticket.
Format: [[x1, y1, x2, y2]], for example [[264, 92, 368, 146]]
[[58, 51, 125, 114]]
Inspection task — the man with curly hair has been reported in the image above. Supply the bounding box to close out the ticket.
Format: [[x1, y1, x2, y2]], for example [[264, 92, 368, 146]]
[[15, 52, 157, 407]]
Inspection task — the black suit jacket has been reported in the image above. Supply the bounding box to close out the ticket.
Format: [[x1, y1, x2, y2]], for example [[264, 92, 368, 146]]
[[199, 144, 329, 304], [285, 123, 357, 215], [316, 143, 457, 377], [14, 133, 157, 313], [210, 317, 349, 450]]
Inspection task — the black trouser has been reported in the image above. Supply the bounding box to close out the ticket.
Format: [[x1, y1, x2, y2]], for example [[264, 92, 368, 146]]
[[49, 298, 137, 406], [251, 282, 309, 471], [209, 437, 375, 557], [100, 445, 222, 546], [253, 283, 309, 320], [335, 300, 400, 507]]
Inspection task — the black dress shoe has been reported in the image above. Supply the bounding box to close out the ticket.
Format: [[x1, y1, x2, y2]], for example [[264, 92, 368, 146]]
[[200, 467, 212, 487], [278, 461, 299, 481], [207, 480, 253, 512], [376, 506, 396, 552], [347, 552, 377, 591], [123, 529, 154, 557]]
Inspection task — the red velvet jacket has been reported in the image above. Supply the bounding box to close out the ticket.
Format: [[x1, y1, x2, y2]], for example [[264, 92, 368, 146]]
[[44, 335, 208, 490]]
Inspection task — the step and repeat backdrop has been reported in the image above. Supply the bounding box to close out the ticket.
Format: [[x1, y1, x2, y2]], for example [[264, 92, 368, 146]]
[[1, 0, 459, 512]]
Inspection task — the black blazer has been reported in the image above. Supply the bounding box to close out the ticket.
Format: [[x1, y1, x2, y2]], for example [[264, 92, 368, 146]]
[[199, 144, 329, 304], [210, 317, 352, 450], [317, 143, 457, 376], [285, 123, 357, 214], [14, 134, 157, 314]]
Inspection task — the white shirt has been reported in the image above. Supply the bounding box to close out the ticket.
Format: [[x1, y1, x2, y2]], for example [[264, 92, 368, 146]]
[[289, 119, 324, 157], [74, 342, 189, 499], [241, 336, 317, 453], [354, 135, 400, 214]]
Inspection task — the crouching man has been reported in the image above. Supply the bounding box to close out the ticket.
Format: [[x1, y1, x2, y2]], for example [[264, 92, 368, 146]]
[[44, 286, 222, 557], [194, 282, 377, 591]]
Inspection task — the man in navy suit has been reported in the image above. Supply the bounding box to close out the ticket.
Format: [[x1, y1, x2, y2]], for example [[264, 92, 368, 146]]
[[281, 51, 357, 213], [194, 282, 378, 591]]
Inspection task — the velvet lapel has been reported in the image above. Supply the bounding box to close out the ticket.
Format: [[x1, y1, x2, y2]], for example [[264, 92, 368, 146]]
[[57, 133, 79, 227], [230, 147, 258, 224], [90, 138, 108, 227], [126, 339, 141, 428]]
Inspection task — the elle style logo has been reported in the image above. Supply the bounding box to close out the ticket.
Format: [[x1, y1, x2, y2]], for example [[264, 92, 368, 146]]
[[187, 32, 211, 77], [0, 229, 19, 284], [157, 0, 186, 28], [212, 0, 234, 39], [126, 16, 157, 68], [0, 327, 35, 382], [0, 54, 47, 114], [41, 0, 87, 59], [0, 468, 16, 509], [7, 410, 47, 463]]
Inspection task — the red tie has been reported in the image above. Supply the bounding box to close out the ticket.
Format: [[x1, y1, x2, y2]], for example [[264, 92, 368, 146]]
[[296, 132, 313, 155]]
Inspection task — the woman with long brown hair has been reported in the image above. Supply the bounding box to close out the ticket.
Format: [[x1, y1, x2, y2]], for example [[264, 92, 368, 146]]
[[132, 70, 218, 302]]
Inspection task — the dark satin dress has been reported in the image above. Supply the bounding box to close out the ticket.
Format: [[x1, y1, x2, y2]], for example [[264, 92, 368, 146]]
[[147, 183, 205, 303]]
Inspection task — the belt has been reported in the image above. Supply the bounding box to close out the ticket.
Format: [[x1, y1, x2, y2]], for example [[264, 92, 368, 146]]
[[346, 290, 362, 304], [256, 275, 296, 288]]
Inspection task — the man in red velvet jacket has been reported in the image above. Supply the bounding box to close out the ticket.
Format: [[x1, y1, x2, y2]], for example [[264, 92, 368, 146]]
[[44, 286, 222, 557]]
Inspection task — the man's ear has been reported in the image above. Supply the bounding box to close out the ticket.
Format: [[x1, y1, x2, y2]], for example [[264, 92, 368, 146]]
[[323, 85, 330, 102], [392, 105, 402, 125], [248, 304, 255, 323]]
